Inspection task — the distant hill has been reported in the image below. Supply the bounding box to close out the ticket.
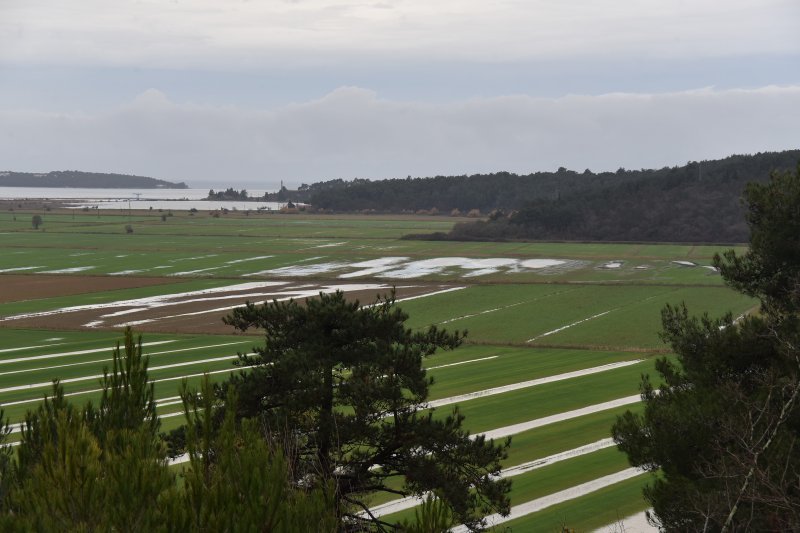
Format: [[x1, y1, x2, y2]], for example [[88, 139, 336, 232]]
[[408, 150, 800, 243], [283, 149, 799, 243], [303, 150, 800, 219], [0, 170, 188, 189]]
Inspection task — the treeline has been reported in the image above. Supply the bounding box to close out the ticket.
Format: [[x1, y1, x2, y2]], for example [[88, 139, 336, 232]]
[[207, 187, 250, 200], [437, 152, 800, 243], [0, 170, 188, 189], [301, 151, 798, 216], [207, 183, 340, 204]]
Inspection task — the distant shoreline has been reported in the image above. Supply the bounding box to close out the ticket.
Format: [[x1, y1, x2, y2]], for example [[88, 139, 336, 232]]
[[0, 170, 188, 189]]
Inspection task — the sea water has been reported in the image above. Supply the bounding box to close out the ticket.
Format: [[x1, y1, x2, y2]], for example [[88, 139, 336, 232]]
[[0, 187, 284, 211]]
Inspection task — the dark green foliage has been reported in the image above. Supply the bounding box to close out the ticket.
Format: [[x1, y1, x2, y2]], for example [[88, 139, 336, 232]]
[[401, 495, 455, 533], [207, 187, 250, 200], [222, 290, 511, 531], [0, 413, 13, 510], [174, 377, 338, 532], [426, 151, 798, 242], [0, 328, 338, 531], [6, 329, 173, 531], [31, 215, 42, 229], [715, 166, 800, 316], [612, 167, 800, 531], [0, 170, 187, 188]]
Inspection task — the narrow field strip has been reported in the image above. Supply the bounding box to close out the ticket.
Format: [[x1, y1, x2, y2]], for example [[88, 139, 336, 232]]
[[527, 309, 617, 342], [0, 340, 176, 365], [366, 438, 616, 518], [393, 286, 467, 303], [0, 281, 289, 322], [1, 365, 244, 409], [476, 395, 641, 440], [0, 341, 250, 377], [438, 287, 580, 325], [450, 468, 646, 532], [0, 355, 240, 394], [427, 360, 641, 410], [116, 283, 454, 328], [426, 355, 498, 371], [0, 342, 66, 354]]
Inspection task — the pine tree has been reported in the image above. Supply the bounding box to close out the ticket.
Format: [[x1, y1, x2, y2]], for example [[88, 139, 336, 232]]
[[612, 166, 800, 530], [221, 290, 511, 531]]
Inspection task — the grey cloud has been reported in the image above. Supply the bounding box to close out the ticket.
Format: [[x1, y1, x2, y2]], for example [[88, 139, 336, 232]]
[[1, 86, 798, 187]]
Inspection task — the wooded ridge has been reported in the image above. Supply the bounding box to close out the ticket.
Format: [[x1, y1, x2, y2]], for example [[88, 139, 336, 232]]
[[0, 170, 188, 189]]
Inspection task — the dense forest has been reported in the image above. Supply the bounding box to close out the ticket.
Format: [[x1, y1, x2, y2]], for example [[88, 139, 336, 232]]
[[434, 151, 800, 243], [284, 150, 797, 243], [0, 170, 188, 189], [302, 151, 799, 219]]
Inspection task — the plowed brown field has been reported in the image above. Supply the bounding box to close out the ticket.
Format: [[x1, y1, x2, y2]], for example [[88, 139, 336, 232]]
[[0, 279, 460, 335], [0, 274, 180, 303]]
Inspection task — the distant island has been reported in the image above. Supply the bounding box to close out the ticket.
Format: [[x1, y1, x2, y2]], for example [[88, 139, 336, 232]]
[[0, 170, 188, 189]]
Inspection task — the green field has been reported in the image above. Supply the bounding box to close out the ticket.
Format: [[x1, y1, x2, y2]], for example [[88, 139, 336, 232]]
[[0, 207, 754, 530]]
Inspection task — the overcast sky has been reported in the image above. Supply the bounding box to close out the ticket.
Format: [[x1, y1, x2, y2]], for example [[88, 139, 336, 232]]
[[2, 0, 799, 188]]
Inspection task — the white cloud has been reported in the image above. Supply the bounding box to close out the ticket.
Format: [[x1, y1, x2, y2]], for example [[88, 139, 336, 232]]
[[2, 85, 798, 185], [1, 0, 797, 68]]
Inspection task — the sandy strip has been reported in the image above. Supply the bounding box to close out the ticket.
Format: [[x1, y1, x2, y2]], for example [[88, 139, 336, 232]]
[[0, 341, 249, 377], [225, 255, 274, 264], [337, 257, 410, 279], [0, 281, 290, 322], [1, 365, 246, 411], [116, 288, 389, 326], [426, 355, 498, 371], [114, 283, 430, 327], [0, 340, 177, 365], [0, 342, 65, 354], [394, 286, 466, 303], [477, 395, 642, 441], [169, 254, 218, 263], [38, 266, 95, 274], [169, 267, 222, 276], [0, 355, 239, 394], [527, 309, 616, 342], [246, 262, 348, 277], [450, 468, 646, 532], [97, 289, 311, 319], [439, 301, 528, 325], [440, 287, 580, 326], [427, 361, 641, 410], [365, 438, 616, 518], [591, 509, 657, 533]]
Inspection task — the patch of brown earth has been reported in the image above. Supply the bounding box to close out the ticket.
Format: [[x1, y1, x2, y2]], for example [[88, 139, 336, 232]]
[[0, 283, 457, 335], [0, 275, 183, 304]]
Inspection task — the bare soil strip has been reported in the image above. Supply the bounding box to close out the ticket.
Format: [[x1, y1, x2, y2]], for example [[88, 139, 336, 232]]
[[0, 274, 181, 303], [1, 281, 457, 334]]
